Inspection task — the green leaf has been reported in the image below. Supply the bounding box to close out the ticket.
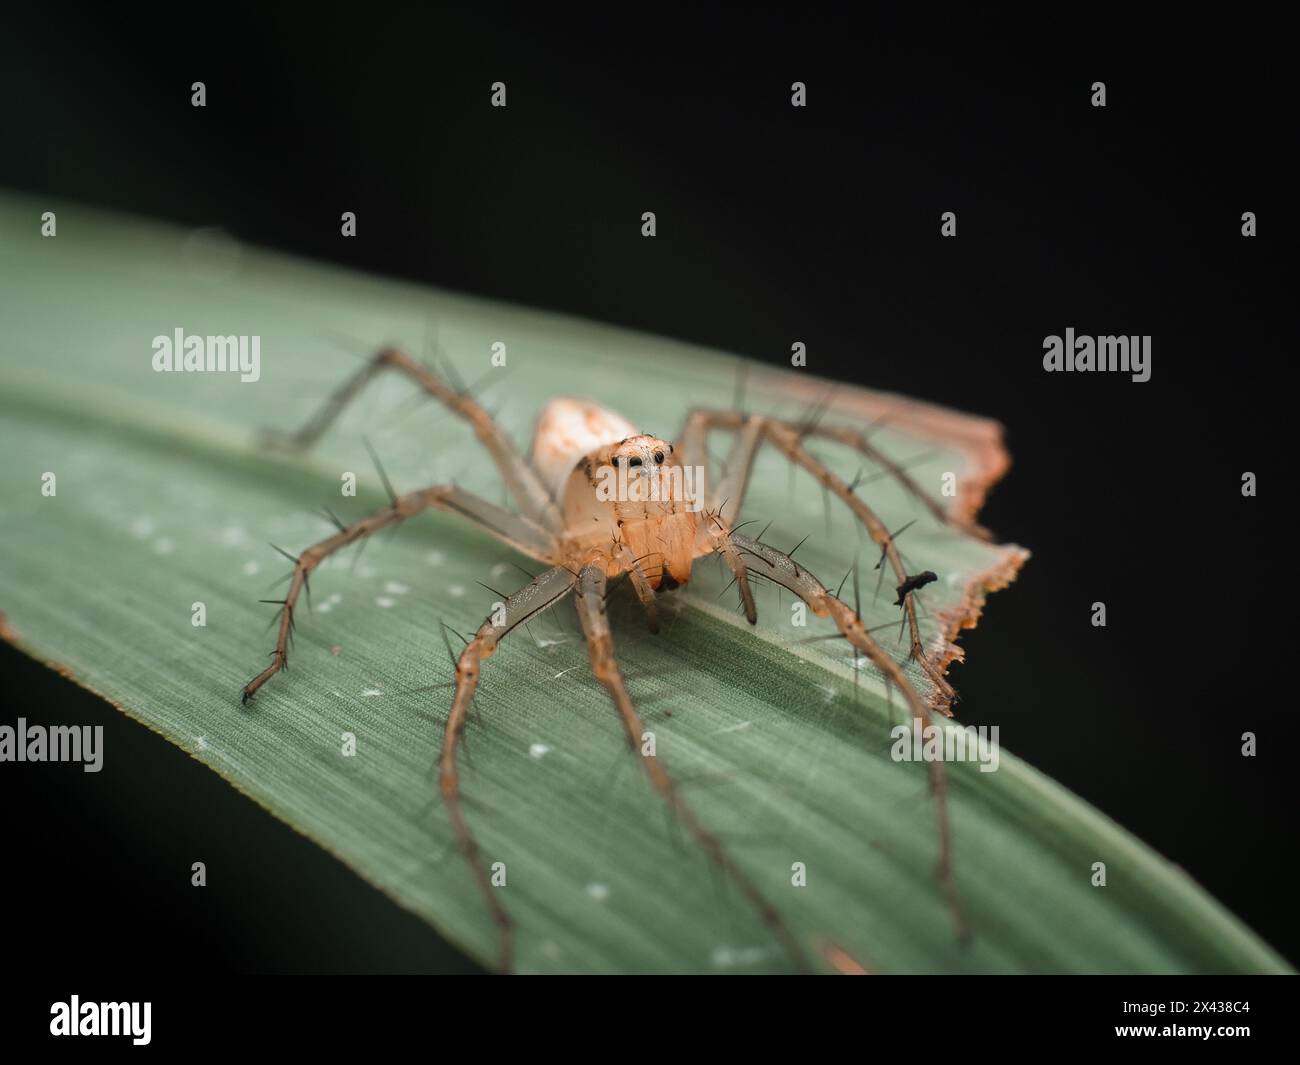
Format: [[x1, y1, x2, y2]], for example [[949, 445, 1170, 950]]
[[0, 193, 1286, 973]]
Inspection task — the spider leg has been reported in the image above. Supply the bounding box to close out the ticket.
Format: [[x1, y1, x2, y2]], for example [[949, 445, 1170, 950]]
[[707, 416, 766, 529], [572, 564, 811, 971], [240, 485, 558, 703], [441, 565, 578, 973], [810, 423, 983, 537], [265, 347, 563, 532], [612, 542, 661, 633], [727, 532, 967, 939], [679, 409, 958, 713], [761, 420, 959, 710], [681, 407, 982, 537], [701, 512, 757, 623]]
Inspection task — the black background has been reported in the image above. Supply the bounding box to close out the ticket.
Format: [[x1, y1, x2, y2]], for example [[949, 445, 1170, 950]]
[[0, 7, 1292, 973]]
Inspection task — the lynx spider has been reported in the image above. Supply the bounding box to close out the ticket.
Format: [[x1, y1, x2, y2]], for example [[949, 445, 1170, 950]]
[[239, 346, 979, 972]]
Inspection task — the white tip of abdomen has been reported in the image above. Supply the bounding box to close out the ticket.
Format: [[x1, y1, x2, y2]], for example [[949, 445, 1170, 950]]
[[533, 398, 638, 501]]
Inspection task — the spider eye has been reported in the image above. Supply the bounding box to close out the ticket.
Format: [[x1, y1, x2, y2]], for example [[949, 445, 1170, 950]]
[[628, 457, 643, 468], [654, 451, 665, 464]]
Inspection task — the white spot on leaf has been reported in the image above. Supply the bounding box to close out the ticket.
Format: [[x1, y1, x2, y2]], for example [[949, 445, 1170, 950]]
[[711, 944, 771, 969]]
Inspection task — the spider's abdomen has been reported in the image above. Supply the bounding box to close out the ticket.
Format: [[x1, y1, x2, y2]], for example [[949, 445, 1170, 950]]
[[532, 398, 639, 503]]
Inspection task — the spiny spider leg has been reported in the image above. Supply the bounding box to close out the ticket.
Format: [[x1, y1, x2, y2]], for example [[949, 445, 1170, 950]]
[[727, 533, 967, 939], [442, 566, 579, 973], [707, 415, 766, 525], [681, 409, 959, 713], [814, 423, 984, 538], [612, 542, 661, 633], [265, 347, 563, 533], [759, 420, 959, 711], [573, 565, 812, 972], [683, 408, 983, 537], [240, 485, 558, 703], [703, 512, 757, 623]]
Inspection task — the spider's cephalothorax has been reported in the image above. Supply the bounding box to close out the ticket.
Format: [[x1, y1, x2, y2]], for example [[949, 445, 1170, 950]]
[[535, 399, 703, 588], [242, 348, 980, 972]]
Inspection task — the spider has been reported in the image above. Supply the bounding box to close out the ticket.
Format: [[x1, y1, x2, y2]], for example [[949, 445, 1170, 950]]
[[239, 346, 977, 973]]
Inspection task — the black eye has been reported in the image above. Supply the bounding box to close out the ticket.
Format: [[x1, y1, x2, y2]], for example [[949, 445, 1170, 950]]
[[654, 451, 665, 464], [628, 457, 642, 468]]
